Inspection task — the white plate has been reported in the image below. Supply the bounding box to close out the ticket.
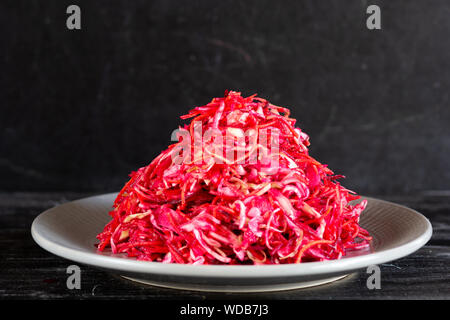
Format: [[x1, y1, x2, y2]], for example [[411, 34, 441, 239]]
[[31, 193, 432, 292]]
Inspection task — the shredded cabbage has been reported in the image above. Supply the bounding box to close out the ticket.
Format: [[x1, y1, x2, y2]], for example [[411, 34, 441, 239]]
[[97, 91, 371, 264]]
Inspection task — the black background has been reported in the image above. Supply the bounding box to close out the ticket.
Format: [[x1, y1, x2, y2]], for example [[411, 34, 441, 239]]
[[1, 0, 449, 195]]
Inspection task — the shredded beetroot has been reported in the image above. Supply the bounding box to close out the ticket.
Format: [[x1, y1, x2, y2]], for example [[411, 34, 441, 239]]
[[96, 91, 371, 264]]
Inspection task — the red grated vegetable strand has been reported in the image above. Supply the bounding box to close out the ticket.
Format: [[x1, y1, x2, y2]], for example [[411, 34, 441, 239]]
[[96, 91, 372, 264]]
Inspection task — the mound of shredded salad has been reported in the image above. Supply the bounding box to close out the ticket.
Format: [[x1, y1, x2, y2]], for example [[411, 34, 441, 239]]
[[97, 91, 371, 264]]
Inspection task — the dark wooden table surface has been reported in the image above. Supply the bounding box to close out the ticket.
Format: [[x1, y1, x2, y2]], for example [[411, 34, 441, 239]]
[[1, 192, 449, 300]]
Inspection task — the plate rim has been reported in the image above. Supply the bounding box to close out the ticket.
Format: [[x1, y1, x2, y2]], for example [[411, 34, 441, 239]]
[[31, 193, 433, 279]]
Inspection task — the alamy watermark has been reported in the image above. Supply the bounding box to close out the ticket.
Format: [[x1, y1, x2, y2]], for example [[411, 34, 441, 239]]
[[64, 5, 380, 32], [169, 122, 281, 171], [66, 5, 81, 30], [66, 264, 81, 289], [366, 5, 381, 30], [366, 264, 381, 289]]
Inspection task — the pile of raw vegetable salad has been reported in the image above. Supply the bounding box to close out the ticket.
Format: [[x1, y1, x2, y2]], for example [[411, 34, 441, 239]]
[[97, 91, 371, 264]]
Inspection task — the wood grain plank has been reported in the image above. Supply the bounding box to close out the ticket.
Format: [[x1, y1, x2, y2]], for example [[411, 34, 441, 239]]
[[0, 192, 449, 299]]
